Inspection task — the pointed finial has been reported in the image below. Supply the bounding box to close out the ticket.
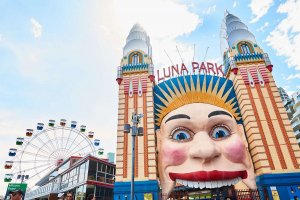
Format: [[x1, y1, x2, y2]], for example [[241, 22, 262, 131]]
[[224, 9, 229, 16]]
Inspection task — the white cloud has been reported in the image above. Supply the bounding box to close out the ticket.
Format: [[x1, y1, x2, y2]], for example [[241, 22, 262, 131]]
[[30, 18, 42, 38], [88, 0, 202, 68], [256, 22, 269, 32], [286, 73, 300, 80], [282, 85, 295, 96], [204, 5, 216, 15], [266, 0, 300, 70], [233, 1, 238, 8], [249, 0, 273, 23], [0, 0, 202, 193]]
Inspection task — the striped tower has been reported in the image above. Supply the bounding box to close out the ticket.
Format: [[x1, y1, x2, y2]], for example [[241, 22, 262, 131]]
[[222, 11, 300, 199], [114, 24, 159, 200]]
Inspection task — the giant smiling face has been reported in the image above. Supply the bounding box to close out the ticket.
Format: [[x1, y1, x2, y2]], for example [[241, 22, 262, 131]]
[[156, 103, 256, 198]]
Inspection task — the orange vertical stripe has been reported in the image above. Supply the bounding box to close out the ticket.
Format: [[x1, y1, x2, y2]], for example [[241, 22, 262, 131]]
[[255, 85, 287, 169], [134, 93, 139, 177], [246, 85, 275, 170], [143, 92, 149, 177], [123, 94, 128, 178], [265, 83, 299, 169]]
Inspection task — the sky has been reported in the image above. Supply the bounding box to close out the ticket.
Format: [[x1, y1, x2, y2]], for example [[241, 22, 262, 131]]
[[0, 0, 300, 195]]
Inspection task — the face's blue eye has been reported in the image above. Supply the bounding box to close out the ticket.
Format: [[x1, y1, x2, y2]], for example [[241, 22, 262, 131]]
[[171, 128, 192, 141], [211, 126, 230, 139]]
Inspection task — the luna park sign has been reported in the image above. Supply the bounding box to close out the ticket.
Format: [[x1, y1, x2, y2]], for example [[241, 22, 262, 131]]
[[156, 61, 224, 82]]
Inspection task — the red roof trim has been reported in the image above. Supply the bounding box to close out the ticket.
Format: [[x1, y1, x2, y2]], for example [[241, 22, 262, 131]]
[[86, 180, 114, 188]]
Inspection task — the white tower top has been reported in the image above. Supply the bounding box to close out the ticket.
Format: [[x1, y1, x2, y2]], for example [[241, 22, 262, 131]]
[[222, 11, 256, 49], [123, 23, 152, 57]]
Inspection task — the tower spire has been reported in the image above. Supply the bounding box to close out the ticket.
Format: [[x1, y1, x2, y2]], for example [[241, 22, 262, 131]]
[[222, 11, 256, 48], [123, 23, 152, 58]]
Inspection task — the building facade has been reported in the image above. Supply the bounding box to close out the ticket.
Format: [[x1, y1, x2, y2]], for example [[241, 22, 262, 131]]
[[222, 11, 300, 199], [278, 88, 300, 147], [291, 91, 300, 146], [278, 87, 291, 105], [114, 12, 300, 200], [114, 24, 159, 200], [25, 155, 115, 200]]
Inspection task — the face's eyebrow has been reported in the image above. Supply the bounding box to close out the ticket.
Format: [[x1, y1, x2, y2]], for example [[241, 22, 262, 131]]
[[165, 114, 191, 124], [208, 110, 232, 118]]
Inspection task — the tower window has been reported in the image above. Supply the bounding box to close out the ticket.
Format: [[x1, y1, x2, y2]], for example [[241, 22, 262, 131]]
[[129, 51, 142, 65], [237, 42, 254, 55], [132, 54, 140, 65], [241, 44, 251, 54]]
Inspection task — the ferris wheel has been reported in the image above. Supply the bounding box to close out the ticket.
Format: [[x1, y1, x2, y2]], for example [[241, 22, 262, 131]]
[[4, 119, 104, 189]]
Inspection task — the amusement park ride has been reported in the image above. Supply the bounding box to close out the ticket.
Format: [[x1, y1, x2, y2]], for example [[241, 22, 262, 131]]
[[4, 119, 104, 191]]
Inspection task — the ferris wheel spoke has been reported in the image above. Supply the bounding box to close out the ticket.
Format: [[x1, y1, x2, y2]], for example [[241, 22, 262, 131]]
[[65, 130, 81, 153], [51, 128, 61, 156], [67, 134, 89, 155], [64, 140, 84, 158], [67, 142, 93, 158], [13, 159, 56, 164], [43, 128, 59, 154], [61, 128, 64, 151], [22, 140, 52, 157], [65, 139, 85, 157], [19, 150, 51, 159], [28, 163, 57, 181], [35, 135, 56, 155], [34, 160, 55, 180], [64, 128, 73, 156], [12, 162, 53, 175]]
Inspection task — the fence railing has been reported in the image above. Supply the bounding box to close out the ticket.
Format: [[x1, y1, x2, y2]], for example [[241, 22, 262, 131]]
[[163, 189, 265, 200]]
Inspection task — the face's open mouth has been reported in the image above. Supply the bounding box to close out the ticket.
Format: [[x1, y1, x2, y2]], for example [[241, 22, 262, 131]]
[[169, 170, 247, 189]]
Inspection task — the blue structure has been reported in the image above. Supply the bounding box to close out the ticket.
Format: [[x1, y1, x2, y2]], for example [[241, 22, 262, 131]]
[[257, 172, 300, 200], [114, 180, 160, 200]]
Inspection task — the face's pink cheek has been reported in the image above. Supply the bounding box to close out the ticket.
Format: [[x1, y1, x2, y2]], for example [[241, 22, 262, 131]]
[[222, 136, 246, 163], [162, 144, 188, 165]]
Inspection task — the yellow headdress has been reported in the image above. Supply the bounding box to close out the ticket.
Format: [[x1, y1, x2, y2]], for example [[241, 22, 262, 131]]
[[154, 75, 242, 128]]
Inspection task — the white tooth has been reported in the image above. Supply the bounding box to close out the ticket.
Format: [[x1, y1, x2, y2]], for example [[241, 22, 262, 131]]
[[199, 182, 206, 189], [182, 180, 188, 186], [223, 180, 229, 186], [192, 181, 197, 188], [233, 178, 239, 184], [205, 181, 212, 188], [217, 180, 224, 187], [177, 179, 182, 184], [233, 178, 238, 184], [187, 181, 193, 187], [226, 180, 232, 186], [211, 181, 218, 188]]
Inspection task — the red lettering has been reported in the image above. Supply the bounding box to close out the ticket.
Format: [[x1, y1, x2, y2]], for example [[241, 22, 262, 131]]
[[180, 63, 189, 75], [207, 62, 216, 75], [171, 64, 179, 76], [215, 63, 225, 77], [163, 67, 171, 78], [157, 69, 165, 82], [199, 62, 207, 74], [192, 62, 199, 73]]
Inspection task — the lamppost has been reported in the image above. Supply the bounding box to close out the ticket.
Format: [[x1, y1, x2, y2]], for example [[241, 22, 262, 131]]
[[17, 172, 29, 183], [124, 112, 144, 200]]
